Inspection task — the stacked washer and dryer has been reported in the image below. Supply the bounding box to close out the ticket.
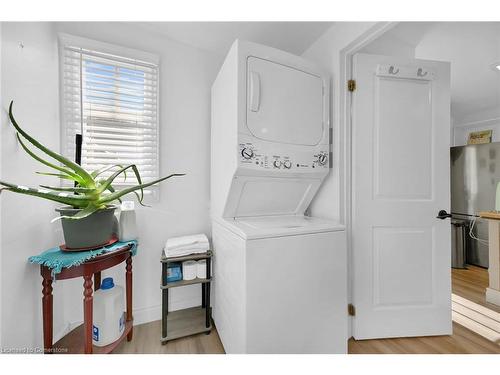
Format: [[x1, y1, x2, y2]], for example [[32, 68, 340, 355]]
[[210, 40, 347, 353]]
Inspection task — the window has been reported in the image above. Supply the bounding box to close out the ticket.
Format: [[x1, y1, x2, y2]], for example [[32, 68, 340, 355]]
[[60, 35, 160, 198]]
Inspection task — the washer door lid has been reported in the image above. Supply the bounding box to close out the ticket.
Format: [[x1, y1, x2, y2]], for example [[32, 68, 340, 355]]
[[223, 176, 322, 218]]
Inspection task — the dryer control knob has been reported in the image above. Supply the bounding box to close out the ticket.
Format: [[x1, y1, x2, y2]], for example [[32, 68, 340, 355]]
[[317, 152, 328, 166], [241, 147, 254, 160], [283, 160, 292, 169], [273, 160, 282, 169]]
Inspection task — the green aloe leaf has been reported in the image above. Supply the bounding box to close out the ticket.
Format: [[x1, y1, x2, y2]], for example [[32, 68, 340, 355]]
[[98, 174, 185, 204], [5, 101, 185, 219], [9, 101, 95, 187], [105, 184, 146, 206], [133, 191, 149, 207], [39, 184, 96, 194], [107, 183, 146, 207], [36, 172, 77, 181], [51, 204, 102, 222], [16, 134, 83, 184], [106, 184, 122, 204], [91, 164, 127, 181], [0, 180, 91, 207], [96, 164, 145, 204], [129, 165, 144, 201]]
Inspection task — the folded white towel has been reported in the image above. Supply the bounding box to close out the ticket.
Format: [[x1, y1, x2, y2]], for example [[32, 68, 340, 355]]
[[165, 246, 208, 258], [167, 241, 208, 251], [164, 234, 210, 258], [166, 234, 209, 251]]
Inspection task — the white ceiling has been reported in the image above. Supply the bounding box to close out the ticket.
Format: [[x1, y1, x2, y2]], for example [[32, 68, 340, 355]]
[[133, 22, 333, 57], [369, 22, 500, 126]]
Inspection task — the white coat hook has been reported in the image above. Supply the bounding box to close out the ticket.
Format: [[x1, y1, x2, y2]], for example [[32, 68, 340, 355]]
[[417, 68, 428, 77], [389, 66, 399, 75]]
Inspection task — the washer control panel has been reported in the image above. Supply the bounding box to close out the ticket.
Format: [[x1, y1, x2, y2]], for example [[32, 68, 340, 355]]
[[241, 147, 254, 160], [238, 142, 329, 171]]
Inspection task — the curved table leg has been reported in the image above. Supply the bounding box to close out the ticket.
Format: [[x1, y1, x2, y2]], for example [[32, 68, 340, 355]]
[[42, 277, 53, 354], [126, 256, 133, 341], [83, 275, 93, 354]]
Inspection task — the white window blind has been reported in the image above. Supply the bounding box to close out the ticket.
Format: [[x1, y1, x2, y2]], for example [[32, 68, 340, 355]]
[[61, 43, 159, 197]]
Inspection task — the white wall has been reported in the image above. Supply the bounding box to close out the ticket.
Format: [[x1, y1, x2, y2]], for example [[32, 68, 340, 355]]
[[1, 22, 220, 348], [359, 33, 415, 58], [302, 22, 379, 223], [1, 22, 64, 350], [0, 21, 3, 350]]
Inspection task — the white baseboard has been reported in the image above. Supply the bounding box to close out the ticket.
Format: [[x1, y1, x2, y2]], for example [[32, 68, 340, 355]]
[[486, 288, 500, 307], [132, 305, 162, 326], [54, 324, 71, 344]]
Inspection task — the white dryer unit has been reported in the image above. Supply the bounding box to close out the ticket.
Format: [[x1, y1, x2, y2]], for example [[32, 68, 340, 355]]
[[211, 40, 347, 353]]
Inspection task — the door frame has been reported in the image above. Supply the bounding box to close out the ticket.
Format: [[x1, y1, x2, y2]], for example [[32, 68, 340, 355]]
[[0, 24, 3, 349], [338, 21, 399, 338]]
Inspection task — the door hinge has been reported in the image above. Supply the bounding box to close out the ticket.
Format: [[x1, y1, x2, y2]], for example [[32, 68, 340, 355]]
[[348, 303, 356, 316], [348, 79, 356, 92]]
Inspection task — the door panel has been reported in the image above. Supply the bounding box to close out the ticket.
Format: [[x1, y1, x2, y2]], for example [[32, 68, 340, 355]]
[[375, 77, 433, 199], [373, 227, 433, 307], [246, 57, 324, 146], [352, 53, 451, 339]]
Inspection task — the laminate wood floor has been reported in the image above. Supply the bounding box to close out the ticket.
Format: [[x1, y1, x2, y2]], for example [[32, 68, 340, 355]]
[[349, 264, 500, 354], [114, 320, 499, 355], [113, 266, 500, 354], [113, 319, 225, 354], [348, 322, 500, 354], [115, 319, 499, 354], [452, 265, 500, 314]]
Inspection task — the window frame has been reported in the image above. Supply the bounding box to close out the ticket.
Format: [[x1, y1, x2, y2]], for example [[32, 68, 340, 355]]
[[58, 33, 161, 202]]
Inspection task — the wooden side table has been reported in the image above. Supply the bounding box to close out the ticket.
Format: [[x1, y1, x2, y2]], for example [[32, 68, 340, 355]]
[[41, 244, 134, 354]]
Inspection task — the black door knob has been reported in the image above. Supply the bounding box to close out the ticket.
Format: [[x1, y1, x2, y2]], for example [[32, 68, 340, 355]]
[[436, 210, 452, 219]]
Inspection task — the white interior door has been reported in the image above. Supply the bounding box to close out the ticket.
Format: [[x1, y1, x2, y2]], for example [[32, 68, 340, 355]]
[[351, 53, 452, 339], [246, 57, 324, 146]]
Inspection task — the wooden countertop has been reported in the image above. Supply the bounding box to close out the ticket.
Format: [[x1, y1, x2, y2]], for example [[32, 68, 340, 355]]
[[479, 211, 500, 220]]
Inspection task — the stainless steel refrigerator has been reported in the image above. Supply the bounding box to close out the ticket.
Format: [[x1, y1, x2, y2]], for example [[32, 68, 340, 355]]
[[450, 142, 500, 268]]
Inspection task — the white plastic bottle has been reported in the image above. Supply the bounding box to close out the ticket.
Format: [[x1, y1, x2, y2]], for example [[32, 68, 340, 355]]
[[92, 277, 125, 347], [119, 201, 138, 242]]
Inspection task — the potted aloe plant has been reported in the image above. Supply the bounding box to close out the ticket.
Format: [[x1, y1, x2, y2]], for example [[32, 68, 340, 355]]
[[0, 101, 184, 249]]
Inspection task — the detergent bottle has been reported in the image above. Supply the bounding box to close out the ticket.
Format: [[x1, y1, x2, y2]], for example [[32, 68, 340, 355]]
[[92, 277, 125, 347]]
